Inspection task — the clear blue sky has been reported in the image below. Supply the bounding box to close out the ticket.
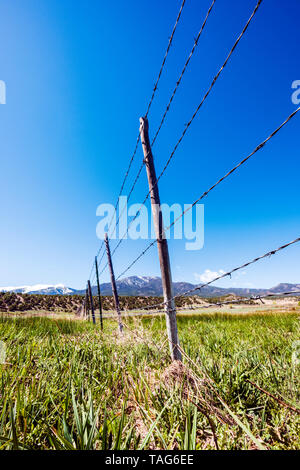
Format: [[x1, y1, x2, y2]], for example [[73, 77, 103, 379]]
[[0, 0, 299, 290]]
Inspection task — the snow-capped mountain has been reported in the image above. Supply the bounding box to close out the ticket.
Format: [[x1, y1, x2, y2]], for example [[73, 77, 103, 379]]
[[82, 277, 300, 297], [0, 284, 76, 295], [1, 278, 299, 297], [85, 276, 196, 296]]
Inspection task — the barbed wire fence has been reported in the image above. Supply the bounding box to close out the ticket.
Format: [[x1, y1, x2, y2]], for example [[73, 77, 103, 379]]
[[82, 0, 300, 362], [96, 0, 264, 274], [115, 105, 300, 281], [87, 0, 187, 283]]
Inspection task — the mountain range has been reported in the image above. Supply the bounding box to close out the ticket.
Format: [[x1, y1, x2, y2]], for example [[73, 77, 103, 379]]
[[1, 277, 300, 297], [0, 284, 77, 295]]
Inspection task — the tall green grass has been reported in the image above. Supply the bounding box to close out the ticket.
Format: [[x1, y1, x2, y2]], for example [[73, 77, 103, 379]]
[[0, 312, 299, 450]]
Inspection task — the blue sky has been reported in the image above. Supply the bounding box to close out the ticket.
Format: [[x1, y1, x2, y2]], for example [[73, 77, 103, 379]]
[[0, 0, 299, 290]]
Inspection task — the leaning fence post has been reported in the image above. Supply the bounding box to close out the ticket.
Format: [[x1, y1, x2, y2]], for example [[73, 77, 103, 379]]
[[104, 233, 123, 333], [139, 116, 182, 361], [88, 280, 96, 325], [95, 256, 104, 330]]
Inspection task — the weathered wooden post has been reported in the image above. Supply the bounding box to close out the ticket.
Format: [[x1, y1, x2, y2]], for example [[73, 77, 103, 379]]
[[77, 299, 85, 318], [85, 286, 90, 320], [104, 233, 123, 333], [95, 256, 103, 330], [88, 280, 96, 324], [139, 116, 181, 361]]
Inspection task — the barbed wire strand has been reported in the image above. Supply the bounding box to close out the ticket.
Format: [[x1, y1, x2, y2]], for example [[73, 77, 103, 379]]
[[115, 105, 300, 281], [149, 0, 263, 192], [97, 291, 300, 362], [88, 128, 143, 281], [97, 162, 146, 278], [100, 0, 263, 273], [144, 0, 187, 119], [152, 0, 216, 146], [132, 290, 300, 316], [116, 239, 156, 281], [84, 289, 300, 320], [104, 0, 187, 241], [139, 237, 300, 311], [105, 0, 187, 242], [88, 0, 187, 281], [112, 160, 146, 243]]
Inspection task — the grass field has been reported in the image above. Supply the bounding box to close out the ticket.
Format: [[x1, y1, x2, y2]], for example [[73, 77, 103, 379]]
[[0, 311, 299, 450]]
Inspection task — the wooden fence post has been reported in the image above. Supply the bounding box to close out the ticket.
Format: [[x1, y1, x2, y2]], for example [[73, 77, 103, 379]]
[[104, 233, 123, 333], [95, 256, 103, 330], [88, 280, 96, 325], [139, 116, 182, 361], [85, 286, 90, 320]]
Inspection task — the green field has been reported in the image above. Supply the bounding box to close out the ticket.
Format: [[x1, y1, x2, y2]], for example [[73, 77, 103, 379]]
[[0, 311, 299, 450]]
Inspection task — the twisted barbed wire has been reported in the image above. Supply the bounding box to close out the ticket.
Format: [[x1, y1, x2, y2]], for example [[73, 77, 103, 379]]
[[114, 105, 300, 281], [182, 238, 300, 297], [144, 0, 187, 119], [101, 0, 263, 271], [105, 0, 187, 240], [87, 0, 187, 282], [135, 290, 300, 316], [88, 129, 143, 280], [151, 0, 216, 146], [106, 0, 187, 240], [139, 237, 300, 311], [112, 160, 146, 244], [116, 239, 156, 281], [149, 0, 263, 190]]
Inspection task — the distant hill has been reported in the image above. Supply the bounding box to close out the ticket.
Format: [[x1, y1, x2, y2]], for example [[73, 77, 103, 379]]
[[75, 277, 300, 297], [1, 277, 300, 298]]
